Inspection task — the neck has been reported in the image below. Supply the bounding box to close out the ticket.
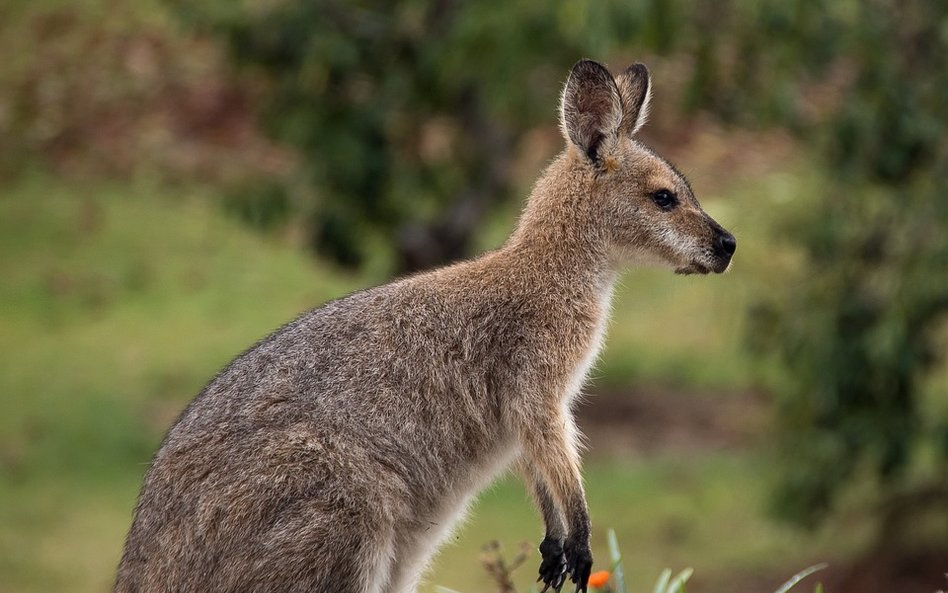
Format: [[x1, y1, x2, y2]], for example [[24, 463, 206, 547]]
[[504, 154, 616, 296]]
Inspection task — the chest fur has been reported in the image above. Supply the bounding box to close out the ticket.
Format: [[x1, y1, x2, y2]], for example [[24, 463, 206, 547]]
[[563, 283, 615, 405]]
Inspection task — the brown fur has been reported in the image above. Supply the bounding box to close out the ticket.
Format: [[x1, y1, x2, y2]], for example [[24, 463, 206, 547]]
[[114, 60, 735, 593]]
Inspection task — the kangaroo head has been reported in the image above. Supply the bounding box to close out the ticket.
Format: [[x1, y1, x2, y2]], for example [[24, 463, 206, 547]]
[[560, 60, 736, 274]]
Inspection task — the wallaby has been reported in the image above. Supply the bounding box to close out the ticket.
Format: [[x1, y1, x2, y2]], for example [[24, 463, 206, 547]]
[[114, 59, 736, 593]]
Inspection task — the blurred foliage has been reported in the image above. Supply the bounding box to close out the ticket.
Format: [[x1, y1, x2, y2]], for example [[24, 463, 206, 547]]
[[0, 0, 286, 181], [714, 0, 948, 527], [171, 0, 665, 271]]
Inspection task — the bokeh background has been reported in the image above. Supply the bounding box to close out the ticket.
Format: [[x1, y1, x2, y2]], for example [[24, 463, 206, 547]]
[[1, 1, 945, 592]]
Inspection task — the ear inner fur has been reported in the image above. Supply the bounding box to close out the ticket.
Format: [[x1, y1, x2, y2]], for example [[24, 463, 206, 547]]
[[560, 60, 623, 163], [615, 63, 651, 136]]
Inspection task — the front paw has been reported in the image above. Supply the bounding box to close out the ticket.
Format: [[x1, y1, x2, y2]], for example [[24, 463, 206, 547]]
[[564, 537, 593, 593], [537, 535, 567, 592]]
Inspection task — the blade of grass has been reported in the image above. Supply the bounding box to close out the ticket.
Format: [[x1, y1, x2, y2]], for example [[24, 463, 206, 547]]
[[667, 567, 694, 593], [774, 563, 829, 593], [607, 529, 627, 593], [653, 568, 672, 593]]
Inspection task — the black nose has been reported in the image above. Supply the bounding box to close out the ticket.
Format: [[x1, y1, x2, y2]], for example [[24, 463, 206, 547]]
[[715, 231, 737, 258]]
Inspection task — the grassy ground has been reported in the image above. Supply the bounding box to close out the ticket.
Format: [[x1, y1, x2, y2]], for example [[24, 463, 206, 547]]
[[0, 167, 836, 593], [0, 176, 360, 592]]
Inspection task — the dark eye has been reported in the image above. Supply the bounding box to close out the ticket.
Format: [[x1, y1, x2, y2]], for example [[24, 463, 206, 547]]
[[651, 189, 678, 211]]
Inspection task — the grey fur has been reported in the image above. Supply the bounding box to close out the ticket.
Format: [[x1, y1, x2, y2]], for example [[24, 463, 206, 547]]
[[114, 60, 735, 593]]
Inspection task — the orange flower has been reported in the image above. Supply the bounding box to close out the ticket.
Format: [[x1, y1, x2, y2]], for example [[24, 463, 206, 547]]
[[588, 570, 611, 589]]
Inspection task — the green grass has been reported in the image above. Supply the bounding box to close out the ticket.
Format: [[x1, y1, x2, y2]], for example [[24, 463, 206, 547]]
[[0, 166, 830, 593], [0, 175, 361, 593]]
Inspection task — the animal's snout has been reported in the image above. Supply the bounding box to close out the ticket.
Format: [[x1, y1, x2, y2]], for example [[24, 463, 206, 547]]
[[714, 230, 736, 259]]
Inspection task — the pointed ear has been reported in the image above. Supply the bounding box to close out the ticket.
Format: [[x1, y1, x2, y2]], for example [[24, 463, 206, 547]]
[[614, 63, 651, 136], [560, 60, 622, 163]]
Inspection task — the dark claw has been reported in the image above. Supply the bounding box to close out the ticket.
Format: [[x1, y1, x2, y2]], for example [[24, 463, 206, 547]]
[[537, 536, 567, 593], [564, 537, 593, 593]]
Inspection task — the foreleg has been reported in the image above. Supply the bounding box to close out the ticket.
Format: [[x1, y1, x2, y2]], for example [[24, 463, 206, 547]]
[[517, 409, 593, 593]]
